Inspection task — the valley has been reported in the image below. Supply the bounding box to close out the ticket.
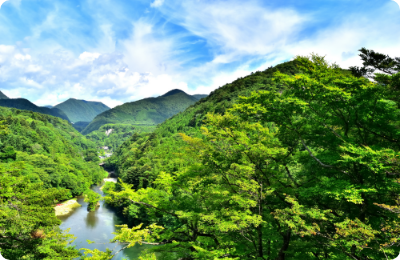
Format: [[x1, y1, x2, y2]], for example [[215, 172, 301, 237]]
[[2, 49, 400, 259]]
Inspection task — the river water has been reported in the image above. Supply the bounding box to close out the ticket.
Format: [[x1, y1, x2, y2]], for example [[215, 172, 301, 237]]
[[58, 179, 152, 259]]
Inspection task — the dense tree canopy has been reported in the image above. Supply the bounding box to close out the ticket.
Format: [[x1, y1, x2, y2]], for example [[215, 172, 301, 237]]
[[3, 49, 400, 260], [95, 53, 400, 259], [0, 108, 108, 259], [0, 162, 80, 259]]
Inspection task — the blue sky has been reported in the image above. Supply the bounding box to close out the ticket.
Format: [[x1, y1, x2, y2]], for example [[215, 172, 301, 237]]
[[0, 0, 399, 107]]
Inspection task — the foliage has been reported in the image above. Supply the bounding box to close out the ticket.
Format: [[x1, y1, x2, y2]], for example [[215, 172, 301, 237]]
[[86, 123, 155, 151], [0, 162, 80, 259], [81, 90, 199, 135], [103, 54, 400, 259], [85, 148, 100, 162], [84, 189, 102, 211], [54, 98, 110, 123], [72, 121, 90, 132], [349, 47, 400, 78], [0, 107, 107, 196], [102, 181, 116, 194]]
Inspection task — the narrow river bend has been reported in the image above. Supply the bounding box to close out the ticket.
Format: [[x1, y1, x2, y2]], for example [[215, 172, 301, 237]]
[[58, 179, 152, 259]]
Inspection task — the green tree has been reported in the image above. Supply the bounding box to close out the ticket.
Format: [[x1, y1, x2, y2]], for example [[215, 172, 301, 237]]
[[0, 162, 80, 259], [0, 146, 16, 162], [85, 148, 100, 162], [228, 54, 400, 259], [84, 189, 102, 211], [100, 54, 400, 259], [349, 47, 400, 78]]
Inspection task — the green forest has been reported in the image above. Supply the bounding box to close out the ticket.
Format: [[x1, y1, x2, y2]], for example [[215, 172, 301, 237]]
[[0, 107, 107, 259], [81, 90, 201, 135], [2, 48, 400, 259], [54, 98, 110, 123]]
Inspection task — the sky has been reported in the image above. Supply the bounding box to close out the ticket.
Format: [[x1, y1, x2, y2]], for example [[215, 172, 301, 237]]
[[0, 0, 399, 108]]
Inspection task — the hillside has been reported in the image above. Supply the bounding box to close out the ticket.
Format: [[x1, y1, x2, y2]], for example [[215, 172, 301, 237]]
[[192, 94, 208, 100], [107, 60, 302, 179], [72, 121, 90, 132], [54, 98, 110, 123], [0, 106, 106, 259], [0, 98, 70, 121], [0, 91, 9, 99], [86, 123, 155, 150], [102, 56, 400, 259], [81, 89, 198, 135]]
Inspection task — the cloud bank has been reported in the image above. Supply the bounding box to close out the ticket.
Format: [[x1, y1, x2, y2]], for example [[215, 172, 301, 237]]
[[0, 0, 399, 107]]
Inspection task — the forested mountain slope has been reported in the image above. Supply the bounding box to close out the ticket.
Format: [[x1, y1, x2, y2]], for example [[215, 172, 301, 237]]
[[0, 91, 9, 99], [191, 94, 208, 100], [85, 123, 155, 150], [0, 107, 107, 259], [100, 53, 400, 259], [71, 121, 90, 132], [0, 98, 70, 121], [107, 60, 302, 185], [54, 98, 110, 123], [81, 89, 199, 135], [0, 107, 105, 194]]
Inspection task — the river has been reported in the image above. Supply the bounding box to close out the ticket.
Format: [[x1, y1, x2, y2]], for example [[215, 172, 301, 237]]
[[58, 179, 152, 259]]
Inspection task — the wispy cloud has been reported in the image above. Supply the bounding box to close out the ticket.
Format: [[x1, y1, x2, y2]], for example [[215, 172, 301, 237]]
[[150, 0, 164, 8], [0, 0, 399, 108]]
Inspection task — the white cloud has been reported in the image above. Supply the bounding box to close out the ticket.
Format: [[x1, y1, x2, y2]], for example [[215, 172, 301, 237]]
[[281, 3, 400, 69], [0, 45, 15, 63], [14, 53, 31, 61], [150, 0, 164, 8], [162, 1, 308, 62], [0, 0, 7, 8], [121, 20, 180, 75], [79, 52, 101, 62], [2, 0, 400, 111]]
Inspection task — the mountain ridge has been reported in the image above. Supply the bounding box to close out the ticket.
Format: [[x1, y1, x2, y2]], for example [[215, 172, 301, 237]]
[[0, 98, 70, 121], [54, 98, 110, 123], [81, 89, 199, 135], [0, 91, 9, 100]]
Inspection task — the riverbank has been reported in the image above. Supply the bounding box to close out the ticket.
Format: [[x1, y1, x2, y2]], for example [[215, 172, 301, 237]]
[[100, 177, 117, 191], [58, 180, 151, 259], [54, 198, 81, 216]]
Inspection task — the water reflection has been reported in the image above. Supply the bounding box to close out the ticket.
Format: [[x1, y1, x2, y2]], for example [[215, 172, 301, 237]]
[[84, 211, 99, 229], [58, 179, 152, 260]]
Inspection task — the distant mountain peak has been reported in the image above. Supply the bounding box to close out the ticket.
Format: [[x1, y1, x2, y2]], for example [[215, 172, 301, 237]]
[[0, 91, 9, 100], [54, 98, 110, 123], [161, 89, 187, 97]]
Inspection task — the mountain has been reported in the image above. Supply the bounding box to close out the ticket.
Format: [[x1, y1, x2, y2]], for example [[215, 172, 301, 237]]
[[42, 105, 53, 108], [0, 98, 70, 121], [54, 98, 110, 123], [81, 89, 198, 135], [0, 91, 9, 99], [108, 60, 302, 176], [191, 94, 208, 100], [72, 121, 91, 132], [85, 123, 155, 150], [105, 57, 398, 259]]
